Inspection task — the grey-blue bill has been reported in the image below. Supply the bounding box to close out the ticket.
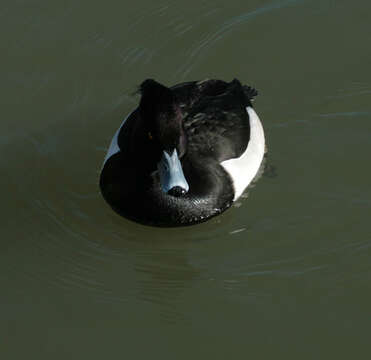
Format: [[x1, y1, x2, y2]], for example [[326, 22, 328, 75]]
[[157, 149, 189, 196]]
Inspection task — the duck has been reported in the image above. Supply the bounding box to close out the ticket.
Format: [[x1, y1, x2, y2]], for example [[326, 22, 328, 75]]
[[99, 78, 265, 227]]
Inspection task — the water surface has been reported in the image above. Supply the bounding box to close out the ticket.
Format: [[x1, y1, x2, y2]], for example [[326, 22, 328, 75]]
[[1, 0, 371, 358]]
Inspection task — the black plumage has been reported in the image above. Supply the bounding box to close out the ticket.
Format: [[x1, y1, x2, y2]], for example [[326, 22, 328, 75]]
[[100, 78, 258, 226]]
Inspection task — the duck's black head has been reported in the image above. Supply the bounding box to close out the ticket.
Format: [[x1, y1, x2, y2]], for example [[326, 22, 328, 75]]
[[138, 79, 189, 197]]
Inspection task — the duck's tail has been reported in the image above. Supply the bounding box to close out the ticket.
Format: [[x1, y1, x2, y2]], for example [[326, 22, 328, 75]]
[[243, 85, 258, 103], [229, 79, 258, 107]]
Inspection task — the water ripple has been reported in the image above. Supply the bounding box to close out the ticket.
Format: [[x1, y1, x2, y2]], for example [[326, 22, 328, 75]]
[[176, 0, 307, 77], [319, 111, 371, 118]]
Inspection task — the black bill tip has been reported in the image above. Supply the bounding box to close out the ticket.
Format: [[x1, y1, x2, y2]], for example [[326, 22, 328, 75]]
[[168, 186, 187, 197]]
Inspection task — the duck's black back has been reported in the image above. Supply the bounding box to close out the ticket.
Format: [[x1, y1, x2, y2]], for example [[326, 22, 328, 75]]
[[172, 79, 253, 163]]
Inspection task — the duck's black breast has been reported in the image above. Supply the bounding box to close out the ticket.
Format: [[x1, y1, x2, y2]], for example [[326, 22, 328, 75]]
[[100, 150, 234, 227]]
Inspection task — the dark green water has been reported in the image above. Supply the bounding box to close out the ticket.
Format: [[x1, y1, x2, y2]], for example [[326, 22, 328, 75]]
[[1, 0, 371, 358]]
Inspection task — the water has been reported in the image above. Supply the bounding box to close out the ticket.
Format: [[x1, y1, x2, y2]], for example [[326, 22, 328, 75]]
[[1, 0, 371, 358]]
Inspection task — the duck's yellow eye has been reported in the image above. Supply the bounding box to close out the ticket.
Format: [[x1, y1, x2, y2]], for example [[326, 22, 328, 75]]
[[148, 132, 153, 140]]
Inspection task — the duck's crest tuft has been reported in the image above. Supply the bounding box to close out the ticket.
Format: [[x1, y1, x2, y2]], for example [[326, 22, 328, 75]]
[[139, 79, 173, 100]]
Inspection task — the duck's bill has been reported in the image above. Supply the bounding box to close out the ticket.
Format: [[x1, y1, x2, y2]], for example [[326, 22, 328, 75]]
[[157, 149, 189, 195]]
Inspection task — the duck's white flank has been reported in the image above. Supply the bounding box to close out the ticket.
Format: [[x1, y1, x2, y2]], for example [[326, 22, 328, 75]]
[[221, 107, 265, 201], [103, 110, 135, 167]]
